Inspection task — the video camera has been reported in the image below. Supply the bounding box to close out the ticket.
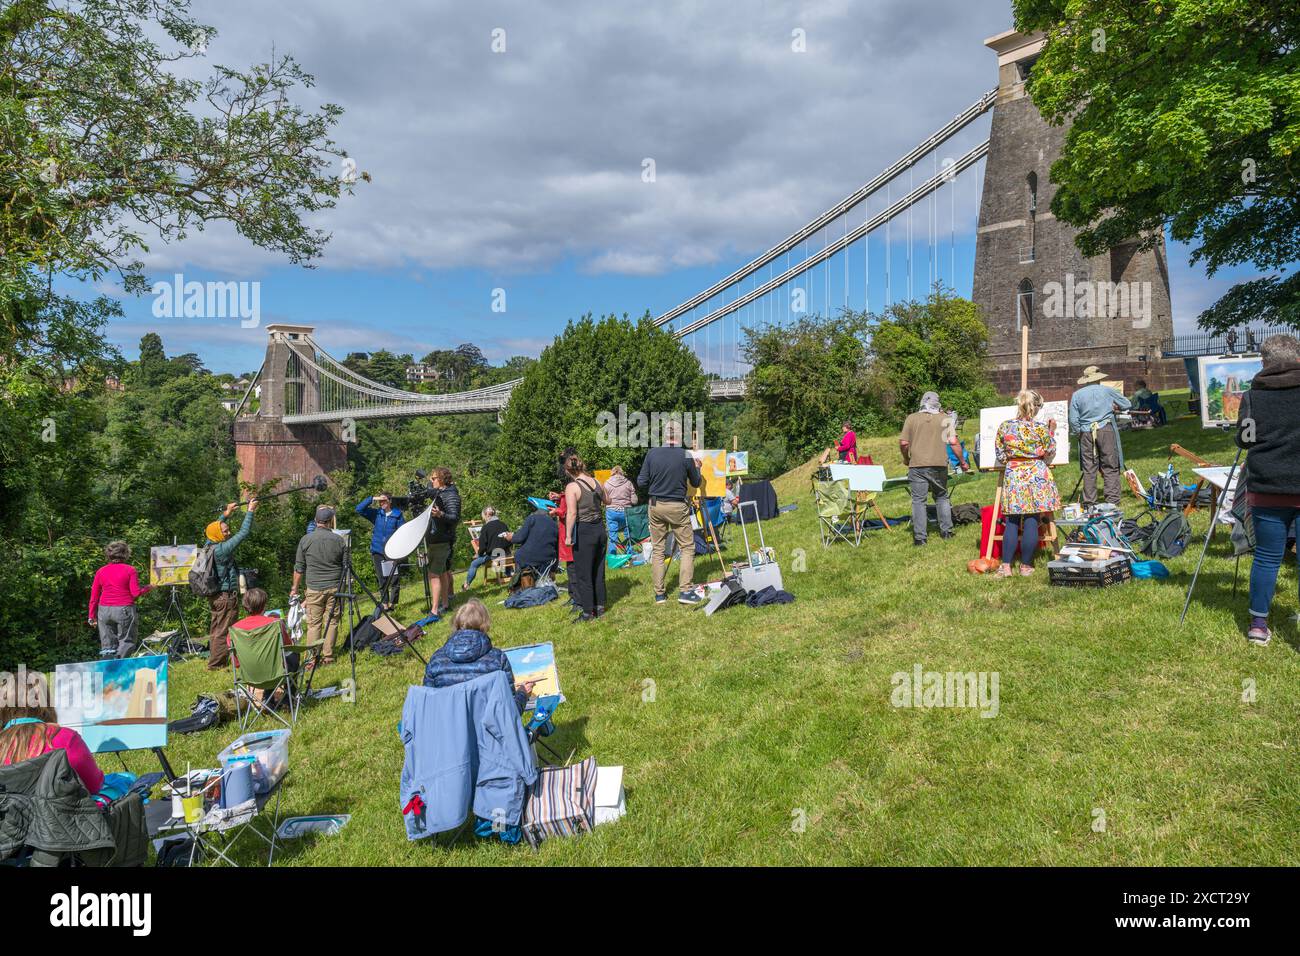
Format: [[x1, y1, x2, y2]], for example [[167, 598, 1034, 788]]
[[392, 469, 437, 510]]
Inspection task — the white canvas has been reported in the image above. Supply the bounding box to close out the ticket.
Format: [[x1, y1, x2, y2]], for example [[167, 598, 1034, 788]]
[[978, 401, 1069, 470]]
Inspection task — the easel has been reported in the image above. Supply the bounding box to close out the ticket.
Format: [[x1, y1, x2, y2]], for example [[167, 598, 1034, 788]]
[[146, 537, 203, 659], [1169, 444, 1219, 519]]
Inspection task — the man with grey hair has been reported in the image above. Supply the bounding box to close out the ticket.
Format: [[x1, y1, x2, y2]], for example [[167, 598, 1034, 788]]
[[290, 505, 348, 667], [899, 391, 968, 545], [637, 418, 703, 604], [1235, 333, 1300, 645], [462, 506, 510, 592]]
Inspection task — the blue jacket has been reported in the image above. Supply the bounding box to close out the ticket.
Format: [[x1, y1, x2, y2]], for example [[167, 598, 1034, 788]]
[[511, 511, 558, 572], [423, 629, 527, 713], [355, 497, 404, 554], [399, 672, 537, 839]]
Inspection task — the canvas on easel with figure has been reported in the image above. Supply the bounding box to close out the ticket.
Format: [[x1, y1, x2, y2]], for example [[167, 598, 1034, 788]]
[[1197, 355, 1261, 428]]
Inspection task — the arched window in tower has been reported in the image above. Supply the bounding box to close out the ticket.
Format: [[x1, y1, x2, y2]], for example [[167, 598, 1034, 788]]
[[1016, 279, 1034, 331], [1027, 171, 1038, 217]]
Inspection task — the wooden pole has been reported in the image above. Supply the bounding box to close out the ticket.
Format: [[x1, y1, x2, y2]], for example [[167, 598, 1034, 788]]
[[1020, 324, 1030, 393]]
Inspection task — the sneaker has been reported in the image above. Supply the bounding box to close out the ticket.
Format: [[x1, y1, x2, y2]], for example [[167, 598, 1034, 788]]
[[1247, 618, 1271, 646], [654, 593, 667, 606], [912, 538, 926, 547], [678, 590, 703, 606], [940, 531, 955, 540], [572, 611, 596, 624]]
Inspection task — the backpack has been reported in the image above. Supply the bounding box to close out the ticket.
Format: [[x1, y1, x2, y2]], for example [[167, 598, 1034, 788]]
[[1128, 509, 1191, 559], [188, 543, 221, 597], [1148, 468, 1184, 509]]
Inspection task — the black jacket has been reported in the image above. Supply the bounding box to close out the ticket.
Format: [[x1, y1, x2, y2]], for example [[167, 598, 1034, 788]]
[[428, 484, 462, 544], [636, 445, 701, 502], [1236, 361, 1300, 497]]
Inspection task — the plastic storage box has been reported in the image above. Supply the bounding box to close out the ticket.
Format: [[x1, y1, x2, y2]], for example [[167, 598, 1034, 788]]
[[1047, 556, 1132, 588], [217, 729, 290, 795]]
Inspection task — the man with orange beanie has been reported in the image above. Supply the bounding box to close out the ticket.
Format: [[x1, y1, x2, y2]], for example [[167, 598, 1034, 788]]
[[204, 498, 257, 671]]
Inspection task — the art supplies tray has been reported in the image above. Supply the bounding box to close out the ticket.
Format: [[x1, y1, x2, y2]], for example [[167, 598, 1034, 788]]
[[1047, 556, 1132, 588], [277, 814, 351, 839]]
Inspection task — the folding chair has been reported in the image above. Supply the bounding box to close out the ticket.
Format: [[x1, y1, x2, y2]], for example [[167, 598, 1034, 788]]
[[229, 621, 317, 731], [814, 479, 864, 547]]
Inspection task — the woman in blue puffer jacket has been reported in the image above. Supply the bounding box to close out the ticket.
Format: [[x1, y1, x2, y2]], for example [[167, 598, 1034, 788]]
[[422, 599, 534, 713]]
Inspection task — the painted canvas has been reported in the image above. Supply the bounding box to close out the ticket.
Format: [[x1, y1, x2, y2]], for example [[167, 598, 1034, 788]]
[[725, 452, 749, 477], [54, 655, 168, 754], [504, 642, 563, 708], [691, 449, 728, 497], [978, 401, 1069, 470], [149, 544, 197, 587], [1197, 355, 1261, 427]]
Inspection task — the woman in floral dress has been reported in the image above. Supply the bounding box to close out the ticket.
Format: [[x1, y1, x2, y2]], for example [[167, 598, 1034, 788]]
[[994, 389, 1062, 577]]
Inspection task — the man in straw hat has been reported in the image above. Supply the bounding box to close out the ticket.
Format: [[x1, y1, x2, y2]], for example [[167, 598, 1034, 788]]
[[1068, 365, 1130, 506]]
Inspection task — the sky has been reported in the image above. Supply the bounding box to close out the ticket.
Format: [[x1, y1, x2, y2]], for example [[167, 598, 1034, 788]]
[[81, 0, 1256, 376]]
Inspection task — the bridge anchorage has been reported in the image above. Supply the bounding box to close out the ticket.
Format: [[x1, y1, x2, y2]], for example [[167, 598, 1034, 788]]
[[236, 28, 1182, 488]]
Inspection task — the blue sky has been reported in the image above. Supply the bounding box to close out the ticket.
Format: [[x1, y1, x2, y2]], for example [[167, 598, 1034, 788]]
[[83, 1, 1262, 376]]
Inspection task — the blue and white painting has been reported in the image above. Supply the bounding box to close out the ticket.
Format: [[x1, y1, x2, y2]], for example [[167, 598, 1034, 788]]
[[54, 655, 168, 753]]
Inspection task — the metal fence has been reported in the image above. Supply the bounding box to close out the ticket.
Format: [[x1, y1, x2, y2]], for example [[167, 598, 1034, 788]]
[[1162, 323, 1295, 357]]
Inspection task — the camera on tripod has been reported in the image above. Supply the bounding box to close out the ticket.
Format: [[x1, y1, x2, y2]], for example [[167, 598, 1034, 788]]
[[393, 469, 436, 510]]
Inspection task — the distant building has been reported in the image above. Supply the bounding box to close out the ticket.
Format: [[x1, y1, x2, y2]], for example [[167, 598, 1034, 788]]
[[406, 363, 444, 384]]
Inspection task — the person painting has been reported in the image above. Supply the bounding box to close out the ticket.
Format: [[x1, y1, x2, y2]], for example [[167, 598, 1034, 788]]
[[462, 507, 510, 591], [994, 389, 1062, 578], [355, 491, 404, 609], [87, 540, 152, 658], [1069, 366, 1130, 506], [819, 421, 859, 465], [1235, 334, 1300, 646], [563, 454, 609, 623], [422, 599, 537, 714], [899, 391, 969, 546], [204, 498, 258, 672], [1, 674, 104, 796]]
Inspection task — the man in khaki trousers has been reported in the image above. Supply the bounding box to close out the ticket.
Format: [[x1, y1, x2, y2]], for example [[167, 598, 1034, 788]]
[[636, 421, 704, 606], [290, 506, 348, 668]]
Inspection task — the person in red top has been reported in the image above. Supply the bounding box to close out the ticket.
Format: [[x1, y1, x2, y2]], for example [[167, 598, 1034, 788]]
[[87, 540, 152, 659], [228, 588, 299, 705], [1, 674, 105, 796]]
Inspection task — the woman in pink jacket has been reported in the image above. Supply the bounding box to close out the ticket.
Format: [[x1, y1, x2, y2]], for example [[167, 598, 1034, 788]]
[[88, 540, 152, 659], [1, 694, 105, 797]]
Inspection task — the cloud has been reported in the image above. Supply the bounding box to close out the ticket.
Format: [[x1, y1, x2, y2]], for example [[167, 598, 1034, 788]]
[[154, 0, 1011, 279]]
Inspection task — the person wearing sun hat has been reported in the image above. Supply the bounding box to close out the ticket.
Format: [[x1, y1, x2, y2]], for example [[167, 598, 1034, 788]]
[[204, 498, 258, 671], [1068, 365, 1130, 507]]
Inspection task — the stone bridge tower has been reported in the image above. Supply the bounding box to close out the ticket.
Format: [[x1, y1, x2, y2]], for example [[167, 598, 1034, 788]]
[[234, 324, 348, 488], [972, 29, 1184, 401]]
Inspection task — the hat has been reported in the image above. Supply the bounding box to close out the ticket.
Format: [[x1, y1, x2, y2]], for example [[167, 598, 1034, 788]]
[[315, 505, 335, 524], [205, 519, 228, 543], [1077, 365, 1108, 385]]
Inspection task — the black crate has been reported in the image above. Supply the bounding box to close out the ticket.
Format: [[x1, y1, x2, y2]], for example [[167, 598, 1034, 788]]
[[1047, 557, 1132, 588]]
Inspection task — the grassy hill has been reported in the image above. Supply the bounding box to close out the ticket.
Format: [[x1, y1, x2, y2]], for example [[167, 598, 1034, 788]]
[[146, 392, 1300, 865]]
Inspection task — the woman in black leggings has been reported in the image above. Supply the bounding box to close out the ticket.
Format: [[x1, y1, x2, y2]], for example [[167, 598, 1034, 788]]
[[563, 454, 608, 623]]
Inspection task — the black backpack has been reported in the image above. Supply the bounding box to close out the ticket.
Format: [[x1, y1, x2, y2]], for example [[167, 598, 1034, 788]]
[[188, 544, 221, 597]]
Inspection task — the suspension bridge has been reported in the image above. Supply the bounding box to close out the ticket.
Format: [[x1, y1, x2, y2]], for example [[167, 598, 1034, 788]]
[[236, 28, 1180, 487]]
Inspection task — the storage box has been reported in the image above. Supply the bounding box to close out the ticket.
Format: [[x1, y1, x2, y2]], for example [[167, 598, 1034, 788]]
[[737, 561, 783, 594], [1047, 557, 1131, 588], [217, 729, 290, 794]]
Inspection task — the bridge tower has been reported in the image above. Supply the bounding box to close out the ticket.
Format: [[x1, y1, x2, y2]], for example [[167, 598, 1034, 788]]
[[972, 29, 1183, 401], [234, 324, 348, 488]]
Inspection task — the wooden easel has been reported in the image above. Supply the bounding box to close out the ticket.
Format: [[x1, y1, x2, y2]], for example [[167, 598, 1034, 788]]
[[1169, 443, 1219, 518]]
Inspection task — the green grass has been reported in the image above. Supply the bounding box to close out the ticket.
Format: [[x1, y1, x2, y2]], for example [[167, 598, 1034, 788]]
[[142, 392, 1300, 865]]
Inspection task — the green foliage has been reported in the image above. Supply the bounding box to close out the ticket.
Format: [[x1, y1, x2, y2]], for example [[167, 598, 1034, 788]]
[[742, 287, 995, 462], [1013, 0, 1300, 332], [491, 313, 709, 508], [870, 286, 999, 420]]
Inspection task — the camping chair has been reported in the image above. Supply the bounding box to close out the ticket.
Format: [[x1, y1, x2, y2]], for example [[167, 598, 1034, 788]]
[[624, 504, 650, 552], [229, 621, 317, 731], [814, 479, 864, 547]]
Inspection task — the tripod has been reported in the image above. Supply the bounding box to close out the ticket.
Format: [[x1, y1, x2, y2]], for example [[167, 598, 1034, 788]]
[[321, 540, 429, 704]]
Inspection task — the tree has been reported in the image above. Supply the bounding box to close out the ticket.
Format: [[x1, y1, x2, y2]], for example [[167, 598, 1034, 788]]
[[870, 286, 998, 420], [742, 312, 876, 461], [1014, 0, 1300, 332], [491, 313, 708, 506]]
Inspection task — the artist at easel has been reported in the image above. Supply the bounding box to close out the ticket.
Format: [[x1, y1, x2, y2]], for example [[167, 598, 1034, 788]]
[[988, 390, 1062, 576]]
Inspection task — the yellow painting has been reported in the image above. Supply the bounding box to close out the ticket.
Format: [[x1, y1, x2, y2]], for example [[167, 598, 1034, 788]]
[[150, 545, 197, 587], [690, 449, 728, 497]]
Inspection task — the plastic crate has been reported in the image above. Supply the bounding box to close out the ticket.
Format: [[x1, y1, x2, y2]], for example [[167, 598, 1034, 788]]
[[1048, 557, 1132, 588], [217, 729, 290, 794]]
